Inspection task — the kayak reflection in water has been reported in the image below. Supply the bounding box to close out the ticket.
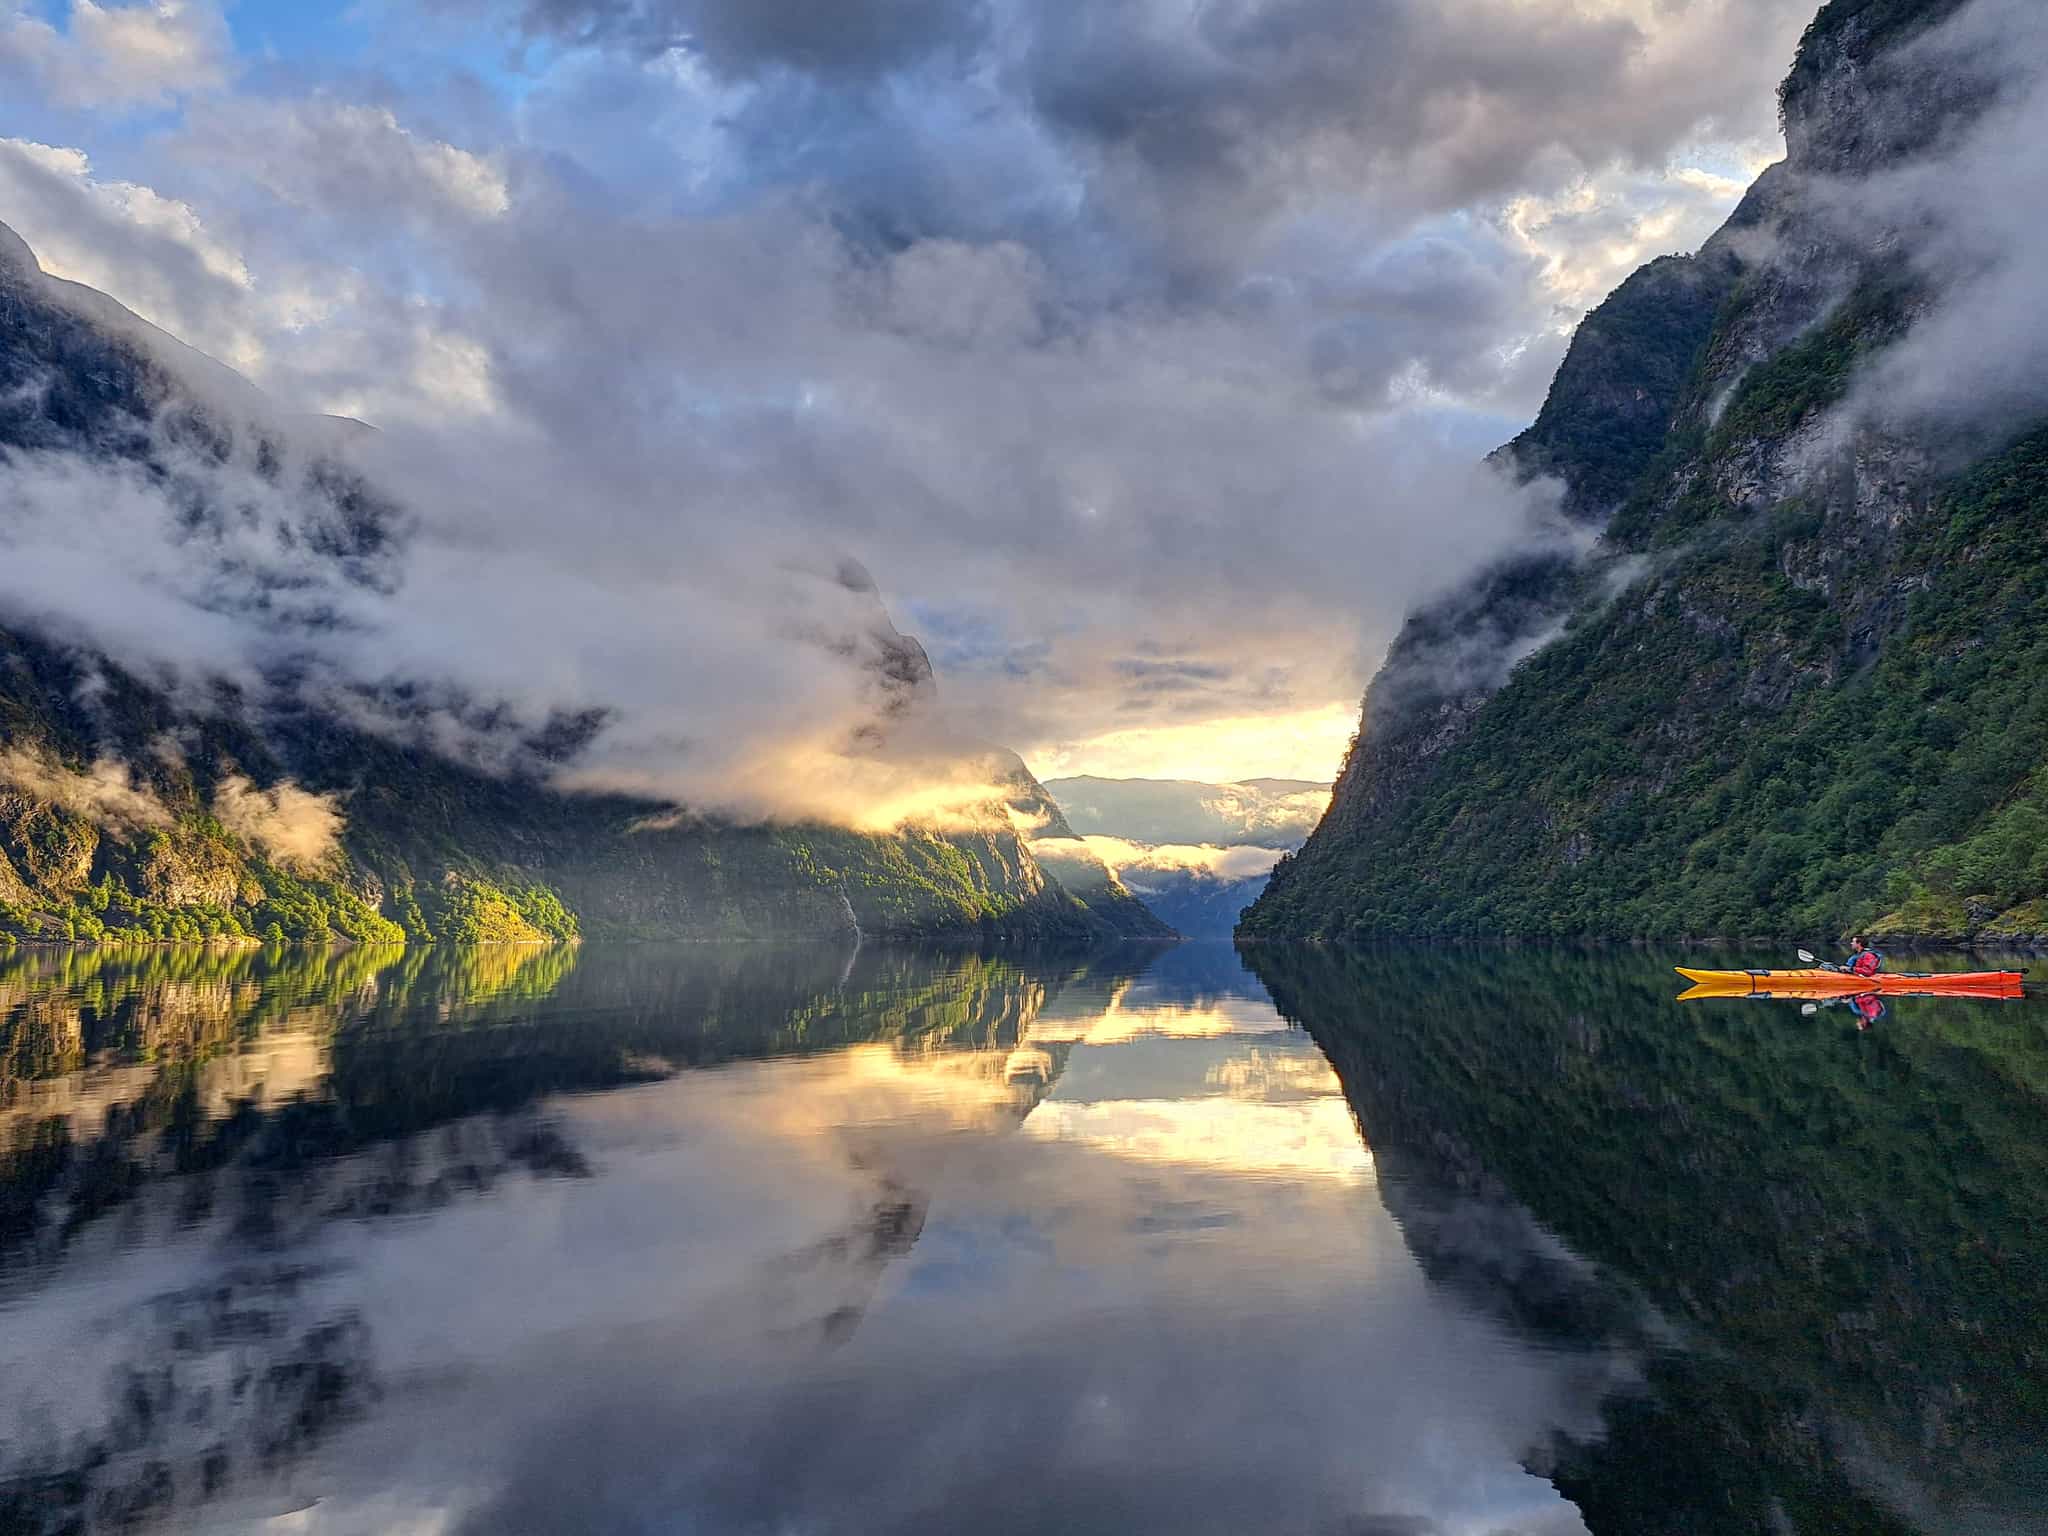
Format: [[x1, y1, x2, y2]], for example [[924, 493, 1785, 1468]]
[[1803, 991, 1888, 1029]]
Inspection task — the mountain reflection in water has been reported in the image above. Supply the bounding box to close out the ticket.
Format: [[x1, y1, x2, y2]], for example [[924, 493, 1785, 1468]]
[[0, 941, 2040, 1534]]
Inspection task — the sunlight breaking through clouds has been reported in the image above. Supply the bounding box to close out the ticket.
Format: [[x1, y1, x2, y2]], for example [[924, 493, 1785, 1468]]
[[0, 0, 1807, 786]]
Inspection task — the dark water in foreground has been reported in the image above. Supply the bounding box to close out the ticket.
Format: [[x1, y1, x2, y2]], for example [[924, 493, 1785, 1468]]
[[0, 942, 2042, 1535]]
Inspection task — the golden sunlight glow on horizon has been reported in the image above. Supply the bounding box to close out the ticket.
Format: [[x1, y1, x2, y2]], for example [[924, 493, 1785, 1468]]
[[1027, 701, 1357, 785]]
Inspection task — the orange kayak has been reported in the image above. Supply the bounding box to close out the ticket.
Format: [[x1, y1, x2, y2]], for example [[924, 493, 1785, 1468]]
[[1675, 966, 2025, 1000]]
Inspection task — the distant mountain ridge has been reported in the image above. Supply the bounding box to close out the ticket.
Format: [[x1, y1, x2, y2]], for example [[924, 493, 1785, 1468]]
[[1245, 0, 2048, 945], [0, 224, 1167, 947], [1037, 774, 1326, 938]]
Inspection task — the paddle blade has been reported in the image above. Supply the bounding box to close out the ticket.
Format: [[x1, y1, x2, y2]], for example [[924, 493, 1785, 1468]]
[[1797, 949, 1818, 964], [1801, 1003, 1819, 1016]]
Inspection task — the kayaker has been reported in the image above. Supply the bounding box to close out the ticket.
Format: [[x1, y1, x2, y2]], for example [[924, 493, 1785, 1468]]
[[1842, 936, 1884, 977]]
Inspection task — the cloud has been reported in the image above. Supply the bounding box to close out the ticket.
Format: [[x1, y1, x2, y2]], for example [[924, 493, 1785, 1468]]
[[0, 0, 1809, 806], [1033, 834, 1286, 887], [1824, 0, 2048, 445], [211, 776, 345, 871], [1044, 774, 1330, 846], [1505, 152, 1777, 319], [0, 412, 407, 705], [0, 747, 171, 831], [0, 136, 277, 371], [0, 184, 1571, 810], [0, 0, 231, 109], [0, 127, 506, 418], [444, 0, 1804, 313], [1004, 0, 1806, 293], [509, 0, 989, 82], [180, 101, 512, 223], [0, 314, 1015, 825]]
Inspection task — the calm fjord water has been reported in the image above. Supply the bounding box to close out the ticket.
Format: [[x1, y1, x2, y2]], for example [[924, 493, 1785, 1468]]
[[1, 942, 2041, 1534]]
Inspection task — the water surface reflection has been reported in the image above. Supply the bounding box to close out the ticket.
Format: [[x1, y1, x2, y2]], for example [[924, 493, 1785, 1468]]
[[1253, 944, 2047, 1535], [1, 941, 2040, 1533]]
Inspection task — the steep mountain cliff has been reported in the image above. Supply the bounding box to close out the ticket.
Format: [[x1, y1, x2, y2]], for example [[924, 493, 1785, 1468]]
[[1245, 0, 2048, 944], [0, 226, 1168, 946]]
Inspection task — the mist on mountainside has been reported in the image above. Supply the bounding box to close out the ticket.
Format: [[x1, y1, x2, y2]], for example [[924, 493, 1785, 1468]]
[[1246, 0, 2048, 946]]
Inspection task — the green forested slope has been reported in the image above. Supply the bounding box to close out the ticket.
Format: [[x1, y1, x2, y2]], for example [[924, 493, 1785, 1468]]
[[0, 230, 1167, 948], [1252, 431, 2048, 940], [0, 612, 1163, 946]]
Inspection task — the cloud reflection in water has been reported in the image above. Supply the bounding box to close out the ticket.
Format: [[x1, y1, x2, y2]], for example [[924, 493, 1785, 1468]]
[[0, 945, 1614, 1536]]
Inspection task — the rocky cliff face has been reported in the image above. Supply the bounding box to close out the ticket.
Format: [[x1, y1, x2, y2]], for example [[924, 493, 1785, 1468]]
[[0, 227, 1168, 947], [1245, 0, 2048, 944]]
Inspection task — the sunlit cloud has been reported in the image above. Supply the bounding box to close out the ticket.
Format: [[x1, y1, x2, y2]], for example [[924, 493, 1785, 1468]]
[[1029, 703, 1358, 784]]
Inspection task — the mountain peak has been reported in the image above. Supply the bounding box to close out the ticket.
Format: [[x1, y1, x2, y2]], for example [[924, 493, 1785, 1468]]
[[0, 220, 39, 278]]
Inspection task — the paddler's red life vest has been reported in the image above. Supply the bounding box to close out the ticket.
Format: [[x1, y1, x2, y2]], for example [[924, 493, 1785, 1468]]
[[1848, 949, 1882, 977]]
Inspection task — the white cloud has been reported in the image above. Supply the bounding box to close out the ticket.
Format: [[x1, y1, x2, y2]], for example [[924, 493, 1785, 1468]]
[[1830, 0, 2048, 444], [0, 0, 230, 108], [212, 776, 345, 871], [0, 136, 286, 371], [1505, 147, 1779, 320], [0, 136, 495, 417], [1, 136, 247, 285], [316, 312, 501, 422], [1033, 835, 1286, 887], [0, 747, 171, 832], [182, 101, 513, 222]]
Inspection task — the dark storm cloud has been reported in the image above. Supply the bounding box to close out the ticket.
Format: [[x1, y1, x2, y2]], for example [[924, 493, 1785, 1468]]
[[1022, 0, 1641, 196], [1006, 0, 1807, 296], [511, 0, 988, 81], [488, 0, 1807, 295]]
